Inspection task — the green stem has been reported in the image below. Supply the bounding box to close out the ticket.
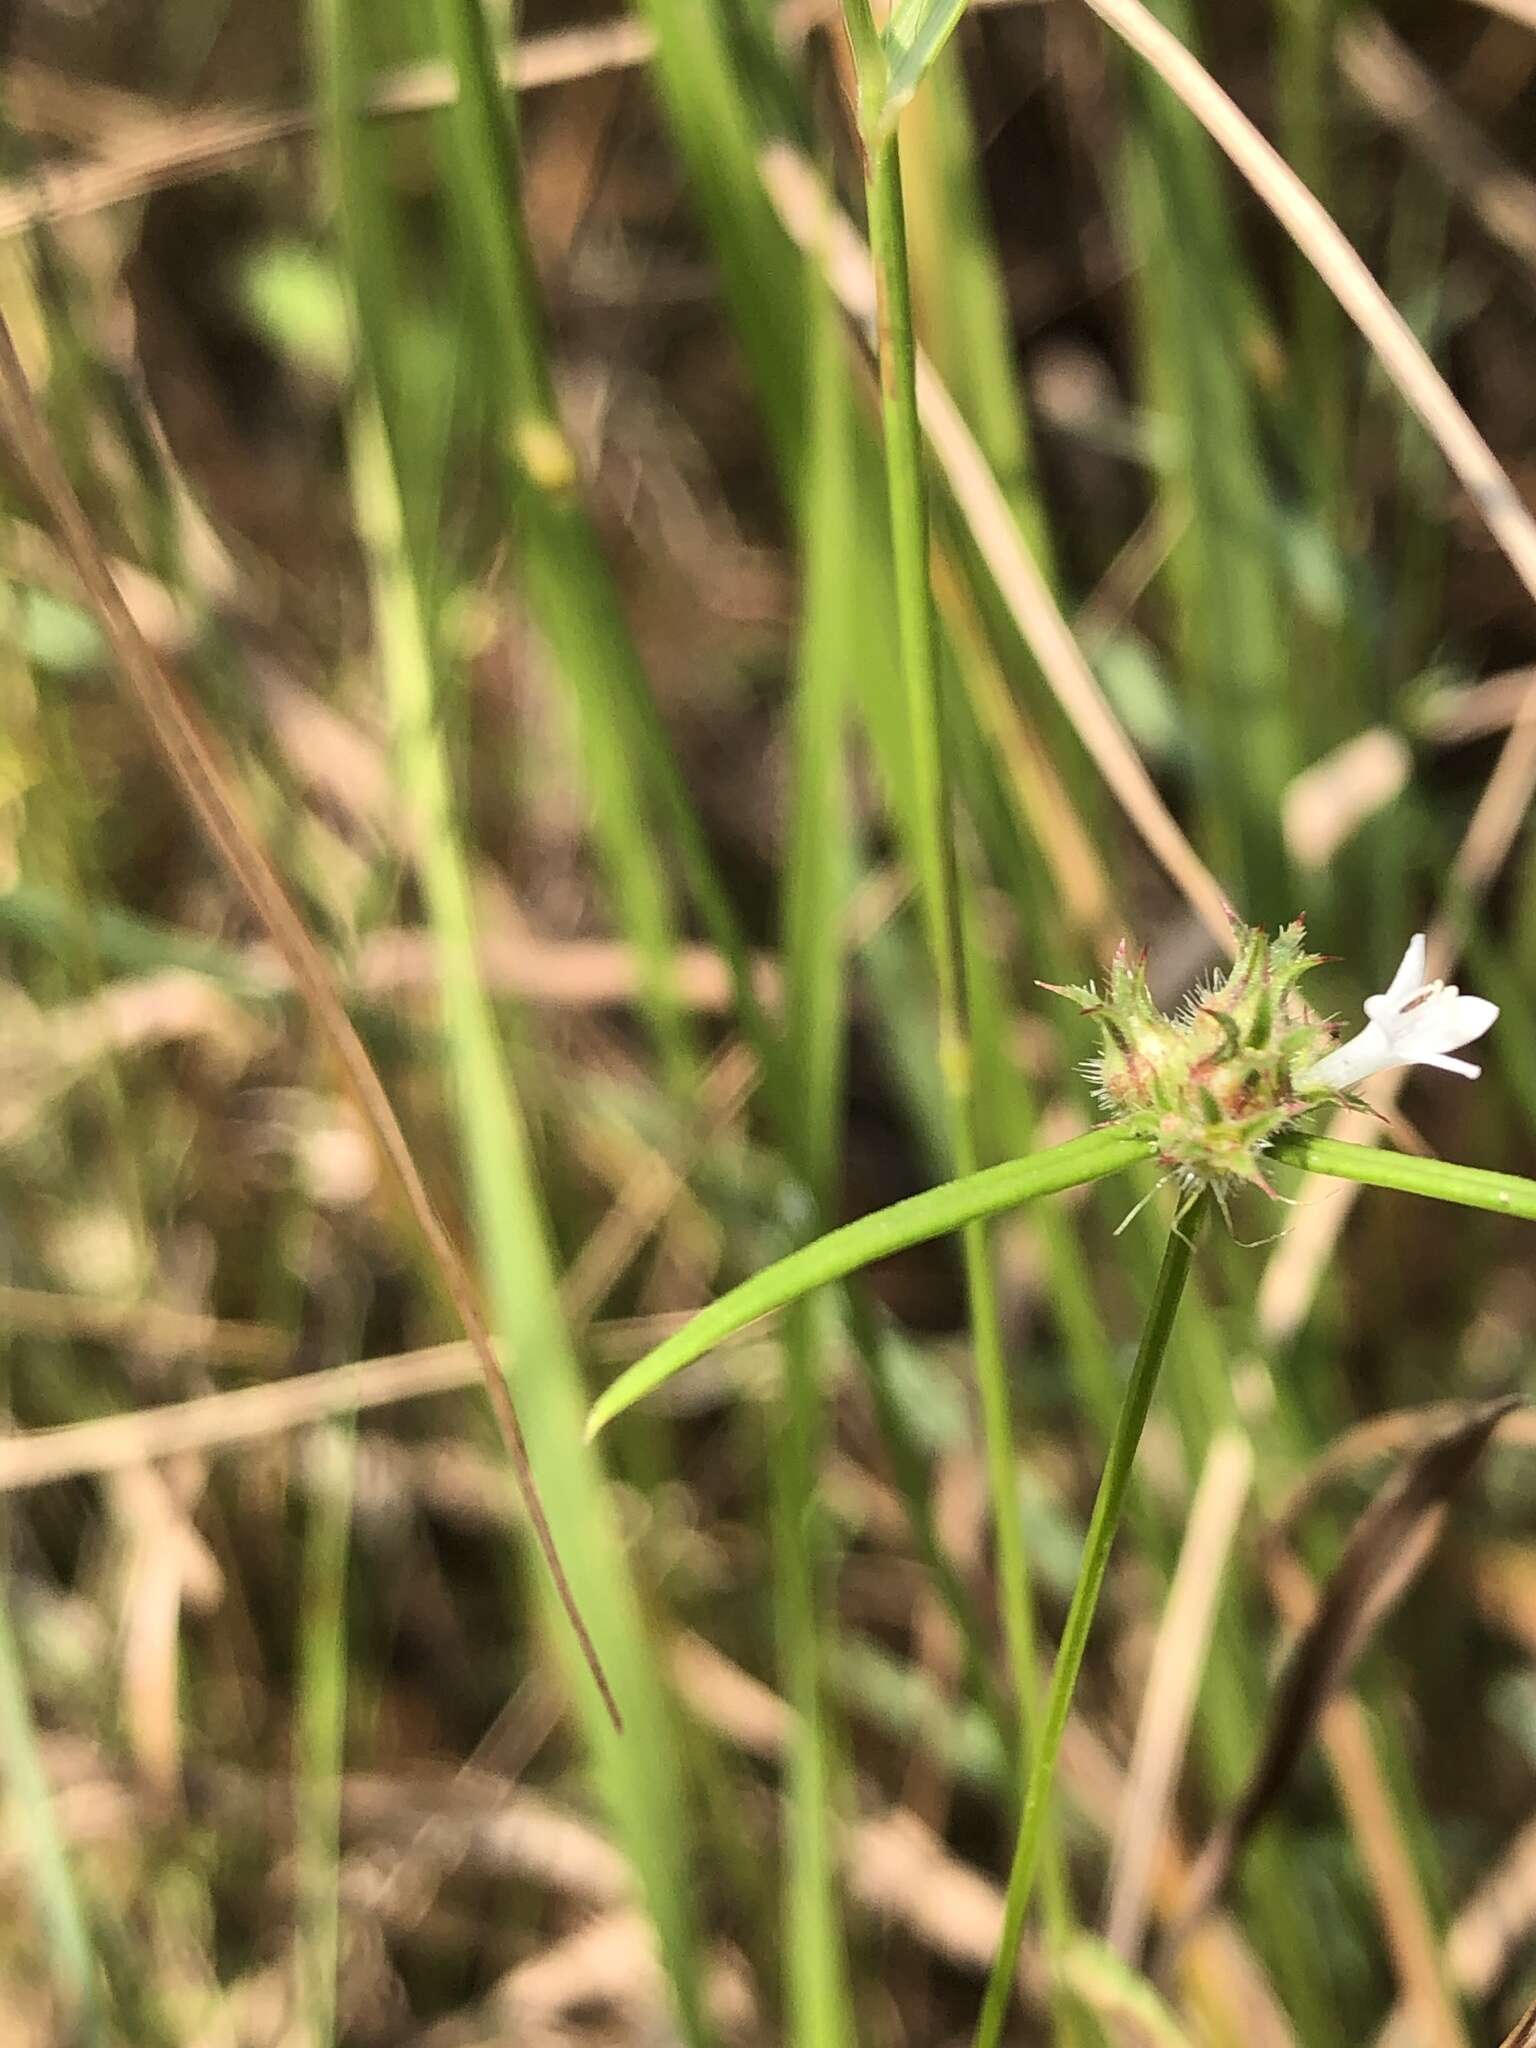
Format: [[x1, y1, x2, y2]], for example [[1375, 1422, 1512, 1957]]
[[848, 0, 1028, 1705], [1272, 1132, 1536, 1220], [843, 35, 1102, 2008], [972, 1192, 1209, 2048], [776, 1305, 854, 2046], [841, 0, 885, 111], [848, 11, 1076, 1950]]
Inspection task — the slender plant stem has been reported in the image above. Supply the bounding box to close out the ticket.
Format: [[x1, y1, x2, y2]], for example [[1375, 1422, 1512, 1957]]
[[845, 0, 1025, 1689], [972, 1192, 1209, 2048], [842, 0, 1071, 1946], [776, 1304, 853, 2045], [1271, 1131, 1536, 1219]]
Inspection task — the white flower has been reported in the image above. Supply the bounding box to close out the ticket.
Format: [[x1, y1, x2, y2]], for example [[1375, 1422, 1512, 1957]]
[[1301, 934, 1499, 1093]]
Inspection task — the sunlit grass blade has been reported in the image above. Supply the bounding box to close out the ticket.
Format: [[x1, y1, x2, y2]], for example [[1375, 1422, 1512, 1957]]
[[586, 1128, 1157, 1437], [897, 47, 1054, 577], [1084, 0, 1536, 616], [843, 1, 1055, 1816], [1056, 1935, 1196, 2048], [0, 281, 617, 1725], [1274, 0, 1352, 569], [774, 1300, 854, 2048], [838, 28, 1092, 2001], [0, 882, 271, 999], [897, 43, 1110, 901], [756, 139, 1235, 949], [782, 277, 856, 1213]]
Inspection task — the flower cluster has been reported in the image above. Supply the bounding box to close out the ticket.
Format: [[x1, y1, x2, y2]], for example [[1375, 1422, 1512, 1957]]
[[1299, 932, 1497, 1093], [1049, 921, 1498, 1199]]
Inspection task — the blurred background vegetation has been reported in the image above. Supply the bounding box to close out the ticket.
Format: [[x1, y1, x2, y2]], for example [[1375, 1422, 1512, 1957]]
[[3, 0, 1536, 2042]]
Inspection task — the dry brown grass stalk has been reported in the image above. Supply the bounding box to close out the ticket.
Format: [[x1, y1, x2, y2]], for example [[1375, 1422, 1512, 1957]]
[[1080, 0, 1536, 609], [0, 23, 658, 238]]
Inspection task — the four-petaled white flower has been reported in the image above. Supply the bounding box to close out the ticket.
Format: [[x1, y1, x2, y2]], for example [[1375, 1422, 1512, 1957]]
[[1301, 934, 1499, 1093]]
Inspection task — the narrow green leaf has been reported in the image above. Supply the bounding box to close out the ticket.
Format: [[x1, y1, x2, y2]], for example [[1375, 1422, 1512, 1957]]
[[1118, 3, 1297, 905], [897, 46, 1056, 578], [1271, 1132, 1536, 1221], [586, 1128, 1156, 1436], [627, 0, 806, 471], [881, 0, 972, 125]]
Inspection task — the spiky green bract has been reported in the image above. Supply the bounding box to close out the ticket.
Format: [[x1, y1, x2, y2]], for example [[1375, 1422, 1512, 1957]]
[[1047, 921, 1343, 1195]]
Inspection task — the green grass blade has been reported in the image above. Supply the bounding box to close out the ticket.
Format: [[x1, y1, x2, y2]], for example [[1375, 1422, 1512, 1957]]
[[775, 1305, 854, 2048], [898, 49, 1055, 577], [782, 279, 856, 1208], [586, 1129, 1157, 1436], [841, 24, 1085, 1985], [0, 882, 271, 999], [897, 39, 1110, 849], [1056, 1935, 1196, 2048], [419, 0, 801, 1121]]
